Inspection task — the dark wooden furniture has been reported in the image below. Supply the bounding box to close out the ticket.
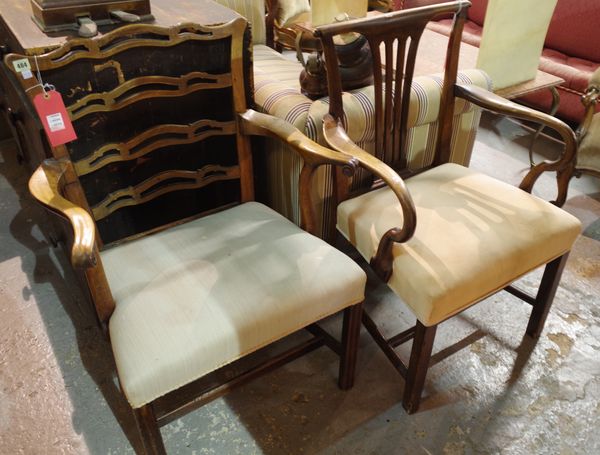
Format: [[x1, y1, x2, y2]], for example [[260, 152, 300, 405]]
[[30, 0, 153, 35], [0, 0, 235, 172], [11, 12, 365, 455], [315, 1, 581, 413]]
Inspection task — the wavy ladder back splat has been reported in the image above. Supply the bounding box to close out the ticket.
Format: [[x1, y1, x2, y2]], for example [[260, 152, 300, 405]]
[[6, 20, 252, 246], [9, 16, 368, 455]]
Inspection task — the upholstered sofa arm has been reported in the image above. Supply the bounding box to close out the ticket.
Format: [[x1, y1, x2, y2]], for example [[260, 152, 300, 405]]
[[29, 159, 96, 268], [455, 83, 577, 205]]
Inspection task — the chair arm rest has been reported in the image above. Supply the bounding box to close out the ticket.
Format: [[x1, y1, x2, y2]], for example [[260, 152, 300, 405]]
[[323, 114, 416, 281], [455, 84, 577, 204], [579, 69, 600, 138], [29, 159, 96, 268], [240, 109, 359, 235], [240, 109, 358, 170]]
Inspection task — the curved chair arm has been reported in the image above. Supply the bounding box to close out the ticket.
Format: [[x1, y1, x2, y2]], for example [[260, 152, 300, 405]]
[[455, 84, 577, 206], [323, 113, 417, 281], [239, 109, 358, 171], [29, 159, 96, 268], [578, 67, 600, 139], [240, 109, 359, 235]]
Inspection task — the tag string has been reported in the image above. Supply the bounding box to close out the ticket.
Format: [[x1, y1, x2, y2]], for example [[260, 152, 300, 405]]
[[25, 55, 55, 95]]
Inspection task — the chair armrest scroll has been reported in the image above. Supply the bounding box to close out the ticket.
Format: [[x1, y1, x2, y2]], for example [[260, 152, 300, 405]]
[[455, 84, 577, 204], [239, 109, 358, 171], [240, 109, 359, 235], [29, 159, 96, 268], [323, 114, 416, 281], [579, 68, 600, 139]]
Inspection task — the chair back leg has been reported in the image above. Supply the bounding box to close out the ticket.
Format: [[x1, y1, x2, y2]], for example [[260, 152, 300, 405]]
[[402, 321, 437, 414], [134, 404, 167, 455], [526, 253, 570, 339], [338, 302, 364, 390]]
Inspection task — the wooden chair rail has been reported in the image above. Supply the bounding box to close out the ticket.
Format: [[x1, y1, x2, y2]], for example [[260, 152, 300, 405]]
[[92, 165, 241, 220], [3, 21, 240, 70], [75, 119, 237, 175], [68, 71, 232, 121]]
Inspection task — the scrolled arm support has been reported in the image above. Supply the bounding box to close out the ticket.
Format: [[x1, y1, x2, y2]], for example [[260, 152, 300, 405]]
[[239, 109, 359, 235], [323, 114, 417, 281], [455, 84, 577, 205], [578, 67, 600, 139], [239, 109, 358, 171], [29, 159, 96, 268]]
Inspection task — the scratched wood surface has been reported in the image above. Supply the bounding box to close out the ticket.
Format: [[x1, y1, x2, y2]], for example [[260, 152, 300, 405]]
[[3, 12, 252, 244], [0, 0, 243, 55]]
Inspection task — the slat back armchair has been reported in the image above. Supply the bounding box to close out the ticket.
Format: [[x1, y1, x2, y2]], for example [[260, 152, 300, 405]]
[[315, 1, 581, 413], [7, 13, 366, 453]]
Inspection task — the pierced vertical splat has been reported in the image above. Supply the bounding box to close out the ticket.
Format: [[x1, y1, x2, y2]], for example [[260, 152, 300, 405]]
[[316, 5, 468, 174], [395, 31, 423, 169], [367, 35, 385, 162]]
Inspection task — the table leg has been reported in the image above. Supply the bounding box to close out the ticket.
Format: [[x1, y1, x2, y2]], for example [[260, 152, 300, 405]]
[[528, 86, 560, 167]]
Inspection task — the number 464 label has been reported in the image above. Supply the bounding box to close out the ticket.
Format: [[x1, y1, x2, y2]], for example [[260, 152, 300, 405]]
[[33, 90, 77, 147]]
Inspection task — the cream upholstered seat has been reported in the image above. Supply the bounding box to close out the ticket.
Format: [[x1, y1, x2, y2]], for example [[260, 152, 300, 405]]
[[103, 202, 366, 408], [337, 163, 581, 327], [18, 16, 367, 453]]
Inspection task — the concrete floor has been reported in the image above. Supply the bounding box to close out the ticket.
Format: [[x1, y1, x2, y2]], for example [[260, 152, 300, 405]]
[[1, 113, 600, 454]]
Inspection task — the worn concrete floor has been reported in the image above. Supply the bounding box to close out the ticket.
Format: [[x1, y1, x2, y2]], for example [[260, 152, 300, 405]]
[[1, 113, 599, 454]]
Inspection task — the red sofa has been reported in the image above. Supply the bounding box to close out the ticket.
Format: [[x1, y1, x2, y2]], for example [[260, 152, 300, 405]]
[[395, 0, 600, 124]]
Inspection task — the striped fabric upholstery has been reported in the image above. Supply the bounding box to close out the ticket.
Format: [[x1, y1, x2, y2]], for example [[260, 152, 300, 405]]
[[213, 0, 266, 45], [253, 45, 303, 89], [254, 47, 492, 237]]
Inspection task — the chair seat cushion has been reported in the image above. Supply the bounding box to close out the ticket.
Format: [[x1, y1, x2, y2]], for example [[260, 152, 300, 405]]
[[103, 202, 366, 408], [337, 163, 581, 326]]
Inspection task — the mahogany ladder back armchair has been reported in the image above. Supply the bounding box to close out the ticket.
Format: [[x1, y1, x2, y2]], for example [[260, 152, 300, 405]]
[[315, 1, 581, 413], [7, 16, 366, 454]]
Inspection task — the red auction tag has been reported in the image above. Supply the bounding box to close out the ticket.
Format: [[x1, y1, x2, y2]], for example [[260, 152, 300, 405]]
[[33, 90, 77, 147]]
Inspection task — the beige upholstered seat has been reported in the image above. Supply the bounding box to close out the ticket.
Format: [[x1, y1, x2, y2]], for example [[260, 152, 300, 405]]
[[337, 163, 581, 326], [316, 3, 582, 415], [103, 202, 366, 408]]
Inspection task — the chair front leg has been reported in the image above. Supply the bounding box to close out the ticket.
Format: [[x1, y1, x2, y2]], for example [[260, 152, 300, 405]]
[[338, 302, 364, 390], [403, 321, 437, 414], [133, 404, 167, 455], [526, 253, 570, 339]]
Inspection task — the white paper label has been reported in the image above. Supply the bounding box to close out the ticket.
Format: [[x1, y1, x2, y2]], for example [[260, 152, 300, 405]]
[[12, 58, 31, 73], [21, 70, 33, 80], [46, 112, 66, 132]]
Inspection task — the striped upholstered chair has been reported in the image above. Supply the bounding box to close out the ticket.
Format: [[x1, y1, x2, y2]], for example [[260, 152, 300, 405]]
[[215, 0, 491, 238]]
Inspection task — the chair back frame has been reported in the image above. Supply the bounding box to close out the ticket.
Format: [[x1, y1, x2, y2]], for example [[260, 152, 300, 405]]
[[316, 1, 468, 172], [5, 19, 253, 324]]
